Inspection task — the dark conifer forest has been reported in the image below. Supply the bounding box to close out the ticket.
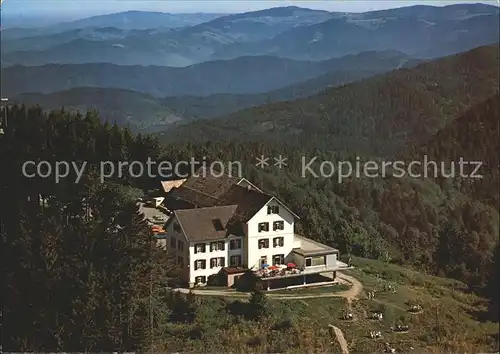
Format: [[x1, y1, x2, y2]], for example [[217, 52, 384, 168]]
[[1, 90, 499, 350]]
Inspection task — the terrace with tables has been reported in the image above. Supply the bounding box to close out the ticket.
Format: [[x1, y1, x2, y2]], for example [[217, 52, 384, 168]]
[[253, 235, 352, 290]]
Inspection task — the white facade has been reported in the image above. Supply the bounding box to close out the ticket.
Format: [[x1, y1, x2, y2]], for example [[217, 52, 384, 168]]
[[188, 236, 244, 286], [246, 199, 295, 270], [165, 198, 300, 286]]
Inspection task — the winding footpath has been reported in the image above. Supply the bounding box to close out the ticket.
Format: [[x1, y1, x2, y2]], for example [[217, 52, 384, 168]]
[[175, 272, 363, 354], [329, 324, 350, 354]]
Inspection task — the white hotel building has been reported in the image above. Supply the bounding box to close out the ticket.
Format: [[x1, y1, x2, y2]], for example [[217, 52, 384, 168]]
[[159, 167, 348, 289]]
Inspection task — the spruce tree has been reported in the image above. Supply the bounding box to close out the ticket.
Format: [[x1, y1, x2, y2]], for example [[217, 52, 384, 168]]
[[248, 286, 268, 321]]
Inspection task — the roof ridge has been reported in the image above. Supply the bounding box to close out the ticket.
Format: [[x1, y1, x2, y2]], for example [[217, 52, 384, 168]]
[[175, 204, 238, 213], [232, 183, 274, 198], [181, 184, 221, 200]]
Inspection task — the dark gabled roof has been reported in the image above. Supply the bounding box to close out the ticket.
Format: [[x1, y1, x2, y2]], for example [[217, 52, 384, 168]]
[[162, 194, 196, 210], [174, 205, 240, 242], [217, 184, 273, 222], [168, 185, 219, 208], [163, 167, 300, 237], [167, 166, 242, 208]]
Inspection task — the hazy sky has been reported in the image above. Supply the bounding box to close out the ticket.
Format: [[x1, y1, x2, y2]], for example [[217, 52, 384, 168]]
[[2, 0, 499, 18]]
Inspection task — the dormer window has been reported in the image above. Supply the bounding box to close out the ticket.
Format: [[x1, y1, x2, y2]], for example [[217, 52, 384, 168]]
[[267, 205, 279, 214], [173, 222, 181, 233], [258, 222, 269, 232]]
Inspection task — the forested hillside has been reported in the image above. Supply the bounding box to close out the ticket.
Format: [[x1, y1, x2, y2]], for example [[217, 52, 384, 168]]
[[162, 52, 421, 120], [159, 45, 499, 155], [1, 107, 166, 351], [411, 95, 499, 208], [12, 88, 183, 131], [1, 102, 498, 351]]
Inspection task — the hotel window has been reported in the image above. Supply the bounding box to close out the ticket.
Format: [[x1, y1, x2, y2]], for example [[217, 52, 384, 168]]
[[273, 237, 284, 248], [195, 276, 206, 284], [258, 238, 269, 249], [230, 255, 242, 266], [194, 243, 206, 254], [210, 257, 225, 268], [305, 256, 326, 267], [177, 240, 184, 251], [194, 260, 206, 270], [258, 222, 269, 232], [177, 256, 184, 267], [267, 205, 279, 214], [170, 237, 176, 248], [272, 254, 285, 265], [210, 241, 225, 252], [273, 221, 284, 231], [230, 239, 242, 250]]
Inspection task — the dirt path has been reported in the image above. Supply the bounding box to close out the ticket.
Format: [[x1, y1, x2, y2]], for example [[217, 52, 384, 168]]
[[175, 272, 362, 354], [175, 272, 363, 301], [329, 324, 349, 354]]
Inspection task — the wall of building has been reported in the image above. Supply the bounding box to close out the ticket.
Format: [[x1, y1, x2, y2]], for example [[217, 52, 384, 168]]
[[326, 253, 337, 266], [292, 252, 305, 268], [164, 216, 190, 283], [246, 199, 295, 270], [188, 237, 244, 286], [292, 252, 338, 270]]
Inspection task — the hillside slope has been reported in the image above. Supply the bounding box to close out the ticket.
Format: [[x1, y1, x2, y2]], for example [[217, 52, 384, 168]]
[[162, 52, 422, 119], [160, 45, 499, 155], [12, 88, 183, 131], [414, 95, 499, 208]]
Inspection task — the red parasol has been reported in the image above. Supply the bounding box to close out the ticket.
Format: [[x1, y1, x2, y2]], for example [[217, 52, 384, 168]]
[[287, 263, 296, 268], [268, 265, 278, 271]]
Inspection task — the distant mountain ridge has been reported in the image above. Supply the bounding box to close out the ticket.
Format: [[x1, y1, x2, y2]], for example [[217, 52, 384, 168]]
[[2, 4, 498, 67], [213, 4, 499, 61], [10, 50, 419, 131], [2, 50, 416, 97], [2, 11, 226, 34]]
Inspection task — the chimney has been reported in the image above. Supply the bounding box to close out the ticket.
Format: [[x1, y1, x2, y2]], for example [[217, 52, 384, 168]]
[[247, 185, 251, 191]]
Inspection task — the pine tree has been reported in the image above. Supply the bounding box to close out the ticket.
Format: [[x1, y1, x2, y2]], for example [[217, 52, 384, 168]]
[[248, 287, 268, 321]]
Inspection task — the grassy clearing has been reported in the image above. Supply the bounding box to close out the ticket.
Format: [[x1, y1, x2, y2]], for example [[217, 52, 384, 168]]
[[154, 257, 499, 353]]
